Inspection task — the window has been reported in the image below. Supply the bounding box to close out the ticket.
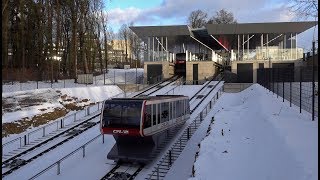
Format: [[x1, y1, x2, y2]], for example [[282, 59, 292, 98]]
[[152, 104, 157, 125], [161, 102, 169, 122], [157, 104, 161, 124], [145, 105, 151, 128], [103, 101, 142, 128]]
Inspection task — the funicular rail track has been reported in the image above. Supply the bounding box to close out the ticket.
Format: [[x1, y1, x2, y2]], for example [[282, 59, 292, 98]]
[[99, 76, 224, 180], [146, 76, 224, 180], [133, 76, 180, 97], [2, 75, 182, 179], [2, 115, 101, 177]]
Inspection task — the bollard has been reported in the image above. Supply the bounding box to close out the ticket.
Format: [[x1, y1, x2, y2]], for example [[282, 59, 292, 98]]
[[87, 107, 90, 115], [57, 161, 61, 175], [282, 81, 284, 102], [60, 119, 63, 128], [74, 113, 76, 122], [24, 135, 27, 146], [209, 101, 212, 109], [169, 150, 172, 167], [290, 81, 292, 107], [43, 127, 45, 137], [83, 146, 85, 158], [200, 112, 203, 122], [102, 134, 105, 144], [187, 128, 190, 139], [300, 69, 302, 113], [157, 167, 160, 180], [20, 137, 22, 148]]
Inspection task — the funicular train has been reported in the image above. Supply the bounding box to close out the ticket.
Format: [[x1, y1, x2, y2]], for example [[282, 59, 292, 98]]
[[100, 95, 190, 163], [174, 53, 186, 76]]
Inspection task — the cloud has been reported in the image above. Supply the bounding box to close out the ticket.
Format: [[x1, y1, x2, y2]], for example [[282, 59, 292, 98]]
[[106, 0, 317, 49], [107, 0, 300, 27]]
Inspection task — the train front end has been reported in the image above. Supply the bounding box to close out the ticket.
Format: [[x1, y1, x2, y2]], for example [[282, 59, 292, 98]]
[[100, 99, 145, 137]]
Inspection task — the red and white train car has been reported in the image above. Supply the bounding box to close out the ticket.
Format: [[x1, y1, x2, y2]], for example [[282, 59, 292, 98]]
[[100, 95, 190, 137]]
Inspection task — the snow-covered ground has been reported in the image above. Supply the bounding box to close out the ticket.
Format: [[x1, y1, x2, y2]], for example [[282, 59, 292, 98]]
[[2, 68, 143, 93], [2, 75, 318, 180], [189, 84, 318, 180]]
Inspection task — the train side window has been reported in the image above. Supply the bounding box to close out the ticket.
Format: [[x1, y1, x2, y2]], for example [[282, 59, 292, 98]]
[[169, 102, 172, 120], [177, 101, 181, 117], [161, 102, 169, 122], [173, 101, 176, 119], [145, 105, 151, 128], [152, 104, 157, 125], [157, 104, 161, 124]]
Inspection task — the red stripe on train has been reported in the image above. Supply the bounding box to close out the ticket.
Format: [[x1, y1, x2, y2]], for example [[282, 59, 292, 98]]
[[101, 128, 141, 136]]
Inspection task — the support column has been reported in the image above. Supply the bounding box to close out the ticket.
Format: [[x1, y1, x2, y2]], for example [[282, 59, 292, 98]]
[[238, 35, 240, 61], [166, 37, 169, 61], [152, 37, 155, 61], [247, 34, 250, 58], [242, 34, 244, 60], [161, 37, 164, 61], [295, 33, 298, 59], [157, 37, 160, 61], [148, 37, 150, 61], [291, 33, 293, 60], [266, 34, 269, 60], [261, 34, 263, 60]]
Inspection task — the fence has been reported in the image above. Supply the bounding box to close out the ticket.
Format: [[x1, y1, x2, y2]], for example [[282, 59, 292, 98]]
[[2, 71, 145, 93], [257, 66, 318, 120], [2, 102, 103, 156], [147, 82, 224, 179]]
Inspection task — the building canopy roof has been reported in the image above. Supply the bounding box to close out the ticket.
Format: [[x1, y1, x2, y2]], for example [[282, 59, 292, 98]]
[[130, 21, 317, 38], [130, 21, 317, 50]]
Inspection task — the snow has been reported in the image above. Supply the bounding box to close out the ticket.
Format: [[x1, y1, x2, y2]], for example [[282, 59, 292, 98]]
[[2, 73, 318, 180], [189, 84, 318, 180], [2, 68, 144, 93]]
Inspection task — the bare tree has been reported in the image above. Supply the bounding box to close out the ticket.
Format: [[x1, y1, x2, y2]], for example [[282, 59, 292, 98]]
[[207, 9, 237, 24], [288, 0, 318, 19], [119, 24, 130, 64], [187, 10, 208, 28]]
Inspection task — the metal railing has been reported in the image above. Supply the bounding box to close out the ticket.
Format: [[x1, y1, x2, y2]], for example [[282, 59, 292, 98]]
[[28, 134, 103, 180], [147, 84, 224, 180], [257, 66, 318, 120], [2, 102, 102, 157]]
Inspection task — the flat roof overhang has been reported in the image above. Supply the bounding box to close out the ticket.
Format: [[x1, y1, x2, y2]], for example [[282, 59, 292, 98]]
[[130, 21, 318, 50]]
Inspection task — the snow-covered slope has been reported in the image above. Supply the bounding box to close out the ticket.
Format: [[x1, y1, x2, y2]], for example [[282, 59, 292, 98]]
[[190, 84, 318, 180]]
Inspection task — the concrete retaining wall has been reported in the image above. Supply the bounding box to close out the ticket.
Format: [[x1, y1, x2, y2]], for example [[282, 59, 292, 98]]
[[223, 83, 253, 93]]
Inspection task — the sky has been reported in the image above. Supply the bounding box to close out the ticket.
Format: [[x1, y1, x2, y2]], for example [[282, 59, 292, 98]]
[[104, 0, 318, 52]]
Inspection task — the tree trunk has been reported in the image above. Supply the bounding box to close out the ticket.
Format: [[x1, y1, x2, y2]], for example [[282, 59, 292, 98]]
[[2, 0, 9, 80]]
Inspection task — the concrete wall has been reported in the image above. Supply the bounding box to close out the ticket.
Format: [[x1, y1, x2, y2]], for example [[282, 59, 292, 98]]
[[186, 61, 218, 82], [143, 61, 175, 81], [231, 59, 304, 83], [223, 83, 253, 93]]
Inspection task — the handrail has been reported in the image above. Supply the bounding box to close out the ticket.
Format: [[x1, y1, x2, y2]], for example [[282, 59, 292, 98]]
[[147, 83, 224, 179]]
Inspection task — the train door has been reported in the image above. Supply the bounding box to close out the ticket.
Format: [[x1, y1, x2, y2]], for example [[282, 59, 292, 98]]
[[157, 103, 162, 130], [151, 104, 157, 132], [193, 64, 198, 85]]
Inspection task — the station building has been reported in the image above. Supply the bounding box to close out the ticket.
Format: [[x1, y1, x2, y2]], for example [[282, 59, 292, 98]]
[[130, 21, 317, 83]]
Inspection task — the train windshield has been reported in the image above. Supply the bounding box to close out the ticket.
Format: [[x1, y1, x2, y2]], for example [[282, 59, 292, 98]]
[[103, 101, 143, 128], [176, 53, 186, 61]]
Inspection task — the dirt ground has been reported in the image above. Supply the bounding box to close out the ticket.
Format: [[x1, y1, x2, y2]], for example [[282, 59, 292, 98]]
[[2, 90, 95, 138]]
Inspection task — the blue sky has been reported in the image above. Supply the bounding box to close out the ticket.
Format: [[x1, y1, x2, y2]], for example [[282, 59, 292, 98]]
[[105, 0, 318, 51]]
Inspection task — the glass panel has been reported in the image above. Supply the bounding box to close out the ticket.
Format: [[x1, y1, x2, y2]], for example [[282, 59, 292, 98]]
[[103, 100, 143, 128], [145, 105, 151, 128]]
